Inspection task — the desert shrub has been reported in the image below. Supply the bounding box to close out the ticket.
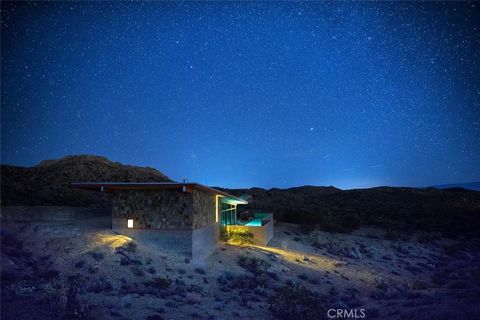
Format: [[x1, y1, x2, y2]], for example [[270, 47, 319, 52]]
[[87, 250, 105, 261], [130, 266, 144, 277], [144, 277, 172, 290], [325, 240, 349, 257], [1, 232, 24, 248], [147, 267, 156, 274], [87, 280, 113, 293], [390, 242, 410, 255], [339, 214, 361, 232], [74, 260, 86, 268], [297, 273, 309, 281], [431, 272, 447, 287], [65, 280, 89, 319], [447, 281, 468, 290], [41, 269, 60, 280], [230, 274, 269, 290], [194, 267, 206, 275], [238, 256, 270, 274], [469, 267, 480, 285], [126, 241, 137, 253], [443, 242, 466, 256], [87, 266, 98, 274], [217, 272, 235, 285], [411, 280, 430, 290], [297, 209, 317, 233], [42, 281, 68, 314], [267, 271, 280, 280], [417, 232, 440, 244], [185, 292, 202, 304], [220, 227, 254, 245], [130, 258, 143, 265], [268, 283, 325, 320], [311, 237, 322, 249], [316, 214, 360, 234]]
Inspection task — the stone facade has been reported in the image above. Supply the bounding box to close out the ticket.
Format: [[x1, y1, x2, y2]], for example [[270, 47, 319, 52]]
[[112, 190, 194, 230], [111, 188, 220, 263], [111, 189, 216, 231], [192, 189, 216, 229]]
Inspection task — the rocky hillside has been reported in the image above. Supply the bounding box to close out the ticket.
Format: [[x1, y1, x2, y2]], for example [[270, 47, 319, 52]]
[[222, 186, 480, 237], [1, 155, 171, 207], [2, 155, 479, 237]]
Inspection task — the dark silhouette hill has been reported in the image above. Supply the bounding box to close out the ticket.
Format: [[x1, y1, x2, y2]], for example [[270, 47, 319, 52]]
[[1, 155, 171, 207], [2, 155, 479, 237], [221, 186, 480, 237], [433, 182, 480, 191]]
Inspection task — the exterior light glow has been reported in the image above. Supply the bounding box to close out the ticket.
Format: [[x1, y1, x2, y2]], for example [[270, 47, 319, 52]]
[[127, 219, 134, 228], [215, 195, 220, 223]]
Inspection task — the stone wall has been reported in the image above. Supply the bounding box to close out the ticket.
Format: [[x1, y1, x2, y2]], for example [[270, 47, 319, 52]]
[[192, 189, 216, 229], [112, 190, 194, 230]]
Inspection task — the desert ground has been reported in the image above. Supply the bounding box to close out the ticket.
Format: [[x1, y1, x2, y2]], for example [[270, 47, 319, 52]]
[[2, 211, 480, 320]]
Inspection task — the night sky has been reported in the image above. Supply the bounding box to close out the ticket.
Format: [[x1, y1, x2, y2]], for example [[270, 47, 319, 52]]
[[1, 1, 479, 189]]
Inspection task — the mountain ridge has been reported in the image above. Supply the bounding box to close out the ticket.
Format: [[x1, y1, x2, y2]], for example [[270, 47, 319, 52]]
[[2, 155, 479, 237], [1, 155, 171, 207]]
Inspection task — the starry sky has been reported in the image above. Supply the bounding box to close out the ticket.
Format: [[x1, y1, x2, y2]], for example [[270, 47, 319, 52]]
[[1, 1, 480, 189]]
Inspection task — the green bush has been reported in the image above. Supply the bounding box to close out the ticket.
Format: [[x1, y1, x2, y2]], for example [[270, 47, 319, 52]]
[[220, 227, 254, 245]]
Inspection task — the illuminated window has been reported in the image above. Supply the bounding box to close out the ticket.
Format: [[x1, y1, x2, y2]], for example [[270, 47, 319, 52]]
[[127, 219, 134, 228]]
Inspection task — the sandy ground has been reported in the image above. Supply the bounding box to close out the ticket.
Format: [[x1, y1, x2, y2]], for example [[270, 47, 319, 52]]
[[1, 215, 480, 320]]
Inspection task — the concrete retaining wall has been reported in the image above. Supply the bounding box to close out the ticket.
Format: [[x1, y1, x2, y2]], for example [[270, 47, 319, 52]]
[[0, 206, 109, 221], [112, 217, 218, 263], [192, 223, 219, 264]]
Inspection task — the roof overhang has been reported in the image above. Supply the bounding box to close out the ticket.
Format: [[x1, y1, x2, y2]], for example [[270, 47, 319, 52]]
[[71, 182, 248, 205]]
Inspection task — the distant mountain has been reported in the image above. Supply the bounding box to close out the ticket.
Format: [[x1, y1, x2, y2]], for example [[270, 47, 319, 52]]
[[2, 155, 480, 237], [1, 155, 171, 207], [222, 185, 480, 237], [433, 182, 480, 191]]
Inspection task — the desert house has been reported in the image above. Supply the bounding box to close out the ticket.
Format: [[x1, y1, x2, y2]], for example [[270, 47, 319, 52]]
[[72, 182, 273, 262]]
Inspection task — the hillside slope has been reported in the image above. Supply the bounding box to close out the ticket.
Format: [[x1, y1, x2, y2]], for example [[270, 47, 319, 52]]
[[1, 155, 171, 207], [2, 217, 480, 320], [222, 186, 480, 237]]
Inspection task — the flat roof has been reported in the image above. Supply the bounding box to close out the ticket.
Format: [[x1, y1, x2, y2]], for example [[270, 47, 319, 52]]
[[71, 182, 248, 204]]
